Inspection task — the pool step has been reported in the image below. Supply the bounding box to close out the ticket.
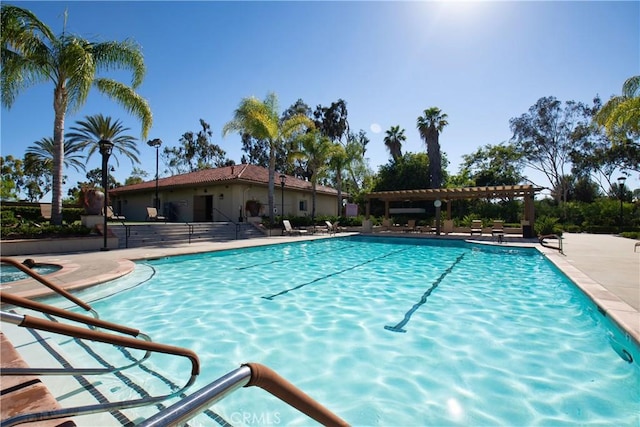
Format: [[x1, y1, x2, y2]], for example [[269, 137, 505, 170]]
[[109, 222, 264, 249]]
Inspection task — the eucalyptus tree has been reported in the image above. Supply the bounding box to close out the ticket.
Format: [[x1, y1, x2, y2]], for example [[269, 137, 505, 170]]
[[66, 114, 140, 167], [1, 4, 152, 224], [383, 125, 405, 162], [594, 75, 640, 145], [223, 92, 313, 223], [162, 119, 231, 174], [417, 107, 448, 188], [460, 143, 524, 187], [289, 129, 337, 219], [510, 96, 593, 204], [313, 99, 350, 144]]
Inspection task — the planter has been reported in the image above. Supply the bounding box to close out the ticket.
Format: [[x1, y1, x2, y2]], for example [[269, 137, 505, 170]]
[[1, 236, 119, 256], [81, 189, 105, 215]]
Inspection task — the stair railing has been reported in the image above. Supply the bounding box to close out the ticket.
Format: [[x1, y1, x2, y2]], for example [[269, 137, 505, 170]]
[[139, 362, 349, 427], [1, 310, 199, 427], [213, 207, 240, 239]]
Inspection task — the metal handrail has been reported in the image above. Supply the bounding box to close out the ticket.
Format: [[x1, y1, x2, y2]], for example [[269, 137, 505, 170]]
[[539, 234, 564, 254], [0, 257, 98, 318], [1, 311, 199, 427], [212, 207, 239, 240], [139, 362, 349, 427], [1, 294, 154, 376], [186, 222, 194, 243]]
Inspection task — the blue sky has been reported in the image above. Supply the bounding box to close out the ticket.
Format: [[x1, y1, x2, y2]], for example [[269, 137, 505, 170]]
[[2, 1, 639, 199]]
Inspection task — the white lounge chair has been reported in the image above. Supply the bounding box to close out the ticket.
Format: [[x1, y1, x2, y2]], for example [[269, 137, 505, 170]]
[[105, 206, 126, 221], [283, 219, 307, 236], [146, 207, 166, 221]]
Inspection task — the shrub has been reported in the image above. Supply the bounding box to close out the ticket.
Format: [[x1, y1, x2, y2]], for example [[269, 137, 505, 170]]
[[535, 216, 563, 236]]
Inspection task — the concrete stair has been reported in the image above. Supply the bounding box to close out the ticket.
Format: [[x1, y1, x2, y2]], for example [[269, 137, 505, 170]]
[[107, 222, 264, 249]]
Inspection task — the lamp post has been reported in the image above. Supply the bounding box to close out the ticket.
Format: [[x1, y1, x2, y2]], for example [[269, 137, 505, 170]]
[[618, 176, 627, 233], [279, 173, 286, 225], [147, 138, 162, 211], [99, 139, 114, 251]]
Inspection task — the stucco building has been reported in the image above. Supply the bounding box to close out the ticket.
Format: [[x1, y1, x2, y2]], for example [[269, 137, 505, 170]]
[[109, 164, 342, 222]]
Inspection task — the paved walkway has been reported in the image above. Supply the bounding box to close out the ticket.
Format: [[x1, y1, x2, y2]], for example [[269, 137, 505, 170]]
[[2, 232, 639, 343]]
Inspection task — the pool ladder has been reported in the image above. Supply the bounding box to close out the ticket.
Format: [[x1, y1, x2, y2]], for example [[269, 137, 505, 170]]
[[0, 257, 349, 427], [539, 234, 564, 254]]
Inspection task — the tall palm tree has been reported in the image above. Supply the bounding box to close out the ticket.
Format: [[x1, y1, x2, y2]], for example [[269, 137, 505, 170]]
[[26, 137, 86, 173], [1, 4, 152, 224], [289, 130, 336, 220], [223, 92, 313, 223], [384, 125, 405, 162], [417, 107, 448, 188], [328, 143, 348, 216], [594, 75, 640, 145], [66, 114, 140, 167]]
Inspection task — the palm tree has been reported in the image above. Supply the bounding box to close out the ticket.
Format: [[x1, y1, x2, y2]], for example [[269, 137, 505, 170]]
[[1, 4, 152, 224], [328, 143, 348, 216], [26, 137, 86, 173], [289, 130, 336, 220], [222, 92, 313, 223], [384, 125, 405, 162], [66, 114, 140, 167], [594, 75, 640, 145], [417, 107, 448, 188]]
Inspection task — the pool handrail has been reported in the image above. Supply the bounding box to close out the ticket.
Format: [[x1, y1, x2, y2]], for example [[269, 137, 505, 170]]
[[0, 257, 98, 318], [539, 234, 564, 254], [1, 310, 200, 427], [0, 294, 157, 376], [138, 362, 349, 427]]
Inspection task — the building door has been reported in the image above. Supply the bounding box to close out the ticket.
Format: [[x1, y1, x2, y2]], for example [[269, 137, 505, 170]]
[[193, 195, 213, 222]]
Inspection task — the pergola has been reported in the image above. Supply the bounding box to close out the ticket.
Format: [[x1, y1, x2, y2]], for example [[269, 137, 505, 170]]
[[365, 184, 539, 224]]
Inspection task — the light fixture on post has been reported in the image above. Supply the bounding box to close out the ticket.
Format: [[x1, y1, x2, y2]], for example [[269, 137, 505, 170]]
[[434, 199, 442, 235], [99, 139, 114, 251], [617, 176, 627, 233], [147, 138, 162, 211], [279, 173, 286, 225]]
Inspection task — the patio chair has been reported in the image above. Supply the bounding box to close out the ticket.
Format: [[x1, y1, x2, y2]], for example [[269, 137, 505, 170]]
[[146, 207, 166, 221], [39, 203, 52, 220], [325, 221, 336, 235], [283, 219, 307, 236], [491, 220, 505, 243], [403, 219, 417, 233], [105, 206, 126, 221], [470, 220, 483, 235]]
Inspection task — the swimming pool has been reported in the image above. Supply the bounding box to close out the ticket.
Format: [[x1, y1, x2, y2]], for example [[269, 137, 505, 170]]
[[47, 236, 640, 426]]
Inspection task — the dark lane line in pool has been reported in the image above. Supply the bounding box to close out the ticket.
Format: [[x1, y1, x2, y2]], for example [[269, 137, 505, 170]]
[[261, 246, 415, 300], [385, 252, 467, 333], [235, 243, 359, 271]]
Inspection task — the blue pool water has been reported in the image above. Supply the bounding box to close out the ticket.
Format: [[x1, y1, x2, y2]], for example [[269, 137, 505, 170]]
[[56, 237, 639, 426], [0, 263, 61, 283]]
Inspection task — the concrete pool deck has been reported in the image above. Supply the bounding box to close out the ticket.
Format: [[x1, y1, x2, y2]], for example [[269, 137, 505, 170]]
[[2, 232, 639, 344]]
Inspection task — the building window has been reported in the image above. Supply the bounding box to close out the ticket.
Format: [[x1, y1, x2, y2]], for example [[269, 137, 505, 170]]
[[299, 200, 308, 212]]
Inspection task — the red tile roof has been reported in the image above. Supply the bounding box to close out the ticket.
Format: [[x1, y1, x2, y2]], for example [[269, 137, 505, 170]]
[[110, 164, 340, 196]]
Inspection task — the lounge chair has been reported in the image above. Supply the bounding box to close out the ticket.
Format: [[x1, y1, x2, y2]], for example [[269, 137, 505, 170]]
[[470, 220, 483, 235], [39, 203, 51, 221], [380, 218, 392, 232], [403, 219, 416, 233], [105, 206, 126, 221], [325, 221, 336, 235], [146, 207, 166, 221], [283, 219, 307, 236], [491, 220, 505, 243]]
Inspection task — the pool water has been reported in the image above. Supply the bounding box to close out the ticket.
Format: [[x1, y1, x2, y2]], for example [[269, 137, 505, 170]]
[[0, 263, 61, 283], [56, 237, 639, 426]]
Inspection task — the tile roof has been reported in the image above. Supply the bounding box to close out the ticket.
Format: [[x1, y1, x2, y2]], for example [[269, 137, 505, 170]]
[[110, 164, 339, 196]]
